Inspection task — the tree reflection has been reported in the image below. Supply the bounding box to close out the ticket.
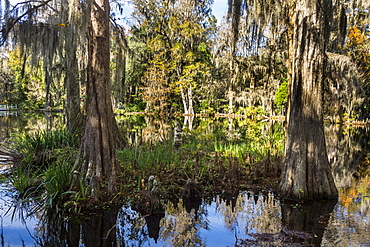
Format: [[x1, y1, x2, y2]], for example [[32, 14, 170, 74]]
[[326, 125, 368, 188], [0, 113, 65, 140], [216, 192, 281, 237], [144, 212, 165, 243], [142, 116, 172, 144], [34, 209, 120, 247], [160, 199, 207, 246], [236, 197, 337, 246], [322, 175, 370, 245], [82, 209, 120, 247], [280, 199, 337, 246], [323, 125, 370, 244]]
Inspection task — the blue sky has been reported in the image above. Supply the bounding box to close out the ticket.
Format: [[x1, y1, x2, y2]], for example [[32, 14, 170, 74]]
[[119, 0, 228, 26], [6, 0, 228, 27], [212, 0, 228, 21]]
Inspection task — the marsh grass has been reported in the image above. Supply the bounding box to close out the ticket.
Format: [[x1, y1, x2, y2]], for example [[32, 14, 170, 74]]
[[6, 117, 284, 212], [7, 166, 41, 198], [42, 160, 73, 206], [6, 128, 80, 211], [117, 120, 284, 197], [10, 128, 79, 170], [117, 140, 180, 172]]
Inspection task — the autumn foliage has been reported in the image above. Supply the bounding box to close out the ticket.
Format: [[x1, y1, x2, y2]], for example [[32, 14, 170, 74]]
[[345, 26, 370, 83]]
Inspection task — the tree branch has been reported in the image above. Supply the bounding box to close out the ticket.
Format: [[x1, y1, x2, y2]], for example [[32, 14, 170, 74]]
[[1, 0, 53, 45]]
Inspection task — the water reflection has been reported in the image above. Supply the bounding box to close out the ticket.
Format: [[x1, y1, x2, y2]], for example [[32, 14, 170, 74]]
[[0, 185, 39, 246], [118, 192, 283, 246], [280, 199, 337, 246], [0, 112, 65, 141], [82, 209, 120, 247], [2, 192, 282, 246], [326, 125, 369, 187], [0, 114, 369, 246], [63, 193, 337, 246], [1, 184, 369, 246], [31, 209, 120, 247], [325, 125, 370, 246]]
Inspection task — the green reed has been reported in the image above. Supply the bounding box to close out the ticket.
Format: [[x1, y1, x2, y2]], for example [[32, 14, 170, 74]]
[[117, 140, 180, 172], [10, 128, 79, 170], [6, 127, 81, 211]]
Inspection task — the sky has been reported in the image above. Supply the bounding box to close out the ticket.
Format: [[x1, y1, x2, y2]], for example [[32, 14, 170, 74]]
[[119, 0, 228, 26], [212, 0, 228, 21], [5, 0, 229, 28]]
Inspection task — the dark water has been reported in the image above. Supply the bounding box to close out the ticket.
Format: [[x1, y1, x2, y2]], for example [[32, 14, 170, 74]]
[[0, 113, 369, 246]]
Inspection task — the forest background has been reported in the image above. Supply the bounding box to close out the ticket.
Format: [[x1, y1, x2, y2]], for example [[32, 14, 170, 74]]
[[0, 0, 369, 122]]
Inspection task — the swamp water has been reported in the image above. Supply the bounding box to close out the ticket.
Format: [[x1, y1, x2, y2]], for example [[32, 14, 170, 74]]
[[0, 113, 369, 246]]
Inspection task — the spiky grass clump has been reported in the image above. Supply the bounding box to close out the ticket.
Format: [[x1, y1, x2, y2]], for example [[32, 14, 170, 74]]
[[42, 158, 74, 207], [6, 128, 80, 210], [10, 128, 79, 170], [117, 140, 180, 175]]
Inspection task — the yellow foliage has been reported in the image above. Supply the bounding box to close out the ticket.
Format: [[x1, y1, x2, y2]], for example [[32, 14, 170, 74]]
[[345, 26, 370, 83], [339, 175, 370, 211], [346, 27, 366, 48]]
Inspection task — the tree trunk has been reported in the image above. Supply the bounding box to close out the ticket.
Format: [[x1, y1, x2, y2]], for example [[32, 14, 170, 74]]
[[280, 0, 338, 200], [227, 86, 234, 114], [81, 0, 118, 200], [65, 0, 82, 134], [180, 85, 194, 115], [44, 63, 52, 109], [65, 45, 82, 134], [113, 34, 127, 105], [180, 87, 188, 114], [187, 86, 194, 115]]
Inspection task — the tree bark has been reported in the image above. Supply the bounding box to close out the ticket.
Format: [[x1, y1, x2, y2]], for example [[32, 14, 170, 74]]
[[180, 85, 195, 115], [65, 0, 82, 134], [280, 0, 338, 200], [81, 0, 118, 200], [180, 87, 188, 114], [65, 45, 82, 134], [44, 59, 53, 109]]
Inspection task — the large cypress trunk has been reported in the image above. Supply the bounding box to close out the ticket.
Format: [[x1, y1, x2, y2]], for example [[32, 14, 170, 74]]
[[279, 0, 338, 200], [81, 0, 117, 200]]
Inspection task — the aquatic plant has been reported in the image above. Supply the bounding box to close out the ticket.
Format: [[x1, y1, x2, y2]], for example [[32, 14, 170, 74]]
[[117, 139, 180, 173], [5, 128, 82, 212], [7, 166, 42, 199], [116, 117, 285, 199], [10, 128, 79, 171], [42, 159, 73, 206]]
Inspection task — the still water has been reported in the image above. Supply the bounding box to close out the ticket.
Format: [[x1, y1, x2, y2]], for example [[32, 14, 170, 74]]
[[0, 113, 369, 246]]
